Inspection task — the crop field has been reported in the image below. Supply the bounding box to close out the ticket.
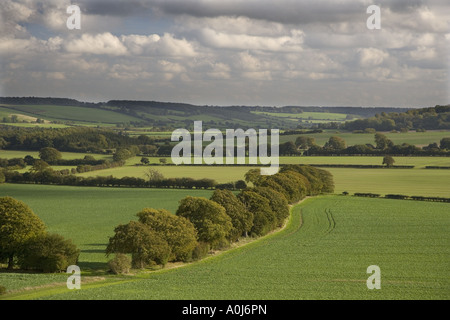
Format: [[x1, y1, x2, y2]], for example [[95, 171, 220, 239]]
[[280, 130, 450, 147], [252, 111, 359, 123], [76, 163, 450, 197], [0, 184, 213, 270], [2, 196, 448, 300], [0, 104, 140, 125]]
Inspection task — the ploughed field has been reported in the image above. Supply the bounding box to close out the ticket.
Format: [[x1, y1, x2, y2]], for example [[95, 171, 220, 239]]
[[1, 195, 448, 300]]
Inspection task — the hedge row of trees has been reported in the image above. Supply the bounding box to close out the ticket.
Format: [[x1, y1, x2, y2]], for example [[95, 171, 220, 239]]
[[105, 165, 334, 272], [299, 134, 450, 156], [352, 192, 450, 203], [1, 169, 222, 189], [339, 105, 450, 131], [0, 197, 80, 272]]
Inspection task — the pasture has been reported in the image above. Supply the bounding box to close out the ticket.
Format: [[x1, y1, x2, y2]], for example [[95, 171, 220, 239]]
[[3, 196, 448, 300]]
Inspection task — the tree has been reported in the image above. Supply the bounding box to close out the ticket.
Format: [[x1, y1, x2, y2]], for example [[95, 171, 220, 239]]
[[30, 160, 50, 173], [106, 221, 171, 268], [0, 197, 46, 269], [176, 196, 232, 249], [440, 137, 450, 150], [237, 190, 276, 237], [144, 168, 164, 182], [244, 168, 262, 186], [137, 208, 198, 262], [210, 189, 253, 241], [140, 157, 150, 165], [324, 136, 346, 150], [382, 155, 395, 167], [113, 148, 132, 162], [295, 136, 315, 149], [39, 147, 62, 163], [375, 133, 393, 150], [18, 233, 80, 273], [0, 171, 5, 184], [279, 141, 299, 155], [252, 187, 289, 227]]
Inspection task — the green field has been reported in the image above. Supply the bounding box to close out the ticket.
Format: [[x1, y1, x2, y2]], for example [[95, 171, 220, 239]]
[[2, 196, 448, 300], [0, 104, 140, 125], [252, 111, 359, 123], [280, 130, 450, 147], [0, 184, 213, 269]]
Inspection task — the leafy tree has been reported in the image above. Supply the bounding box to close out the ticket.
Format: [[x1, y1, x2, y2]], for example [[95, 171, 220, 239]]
[[144, 168, 165, 182], [0, 197, 46, 269], [295, 136, 315, 149], [375, 133, 394, 150], [210, 189, 253, 241], [30, 160, 50, 173], [113, 148, 132, 162], [0, 171, 5, 184], [382, 155, 395, 167], [324, 136, 346, 150], [137, 208, 197, 262], [18, 233, 79, 273], [237, 190, 276, 237], [106, 221, 171, 268], [279, 141, 299, 155], [244, 168, 262, 186], [440, 137, 450, 150], [252, 187, 289, 227], [140, 157, 150, 165], [176, 196, 232, 249], [39, 147, 62, 163]]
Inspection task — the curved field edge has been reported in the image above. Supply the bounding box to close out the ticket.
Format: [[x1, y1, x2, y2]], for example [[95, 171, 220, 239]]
[[0, 198, 310, 300]]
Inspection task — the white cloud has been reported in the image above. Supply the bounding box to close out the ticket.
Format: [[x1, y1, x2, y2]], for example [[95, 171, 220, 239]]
[[65, 32, 128, 55], [357, 48, 389, 67]]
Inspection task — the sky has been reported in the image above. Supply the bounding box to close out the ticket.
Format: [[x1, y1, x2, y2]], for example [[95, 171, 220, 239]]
[[0, 0, 449, 107]]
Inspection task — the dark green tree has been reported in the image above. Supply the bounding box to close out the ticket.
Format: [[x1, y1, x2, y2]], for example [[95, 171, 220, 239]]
[[137, 208, 198, 262], [324, 136, 346, 150], [375, 133, 394, 150], [176, 196, 232, 249], [210, 189, 253, 241], [106, 221, 171, 268], [382, 155, 395, 167], [18, 233, 80, 273], [39, 147, 62, 163], [237, 190, 276, 237], [440, 137, 450, 150]]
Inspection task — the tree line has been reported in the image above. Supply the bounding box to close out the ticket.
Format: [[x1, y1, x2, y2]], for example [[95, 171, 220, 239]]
[[327, 105, 450, 131], [105, 165, 334, 273], [294, 133, 450, 156]]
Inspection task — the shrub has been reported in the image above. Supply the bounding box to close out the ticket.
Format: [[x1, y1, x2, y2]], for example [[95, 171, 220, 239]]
[[191, 242, 210, 261], [0, 285, 6, 295], [19, 233, 80, 273], [108, 254, 132, 274]]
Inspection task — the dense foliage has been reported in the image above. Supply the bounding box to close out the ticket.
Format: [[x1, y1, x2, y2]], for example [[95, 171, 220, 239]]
[[0, 196, 79, 272]]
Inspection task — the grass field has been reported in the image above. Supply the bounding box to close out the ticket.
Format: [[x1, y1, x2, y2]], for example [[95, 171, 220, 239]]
[[2, 196, 448, 300], [0, 184, 213, 270]]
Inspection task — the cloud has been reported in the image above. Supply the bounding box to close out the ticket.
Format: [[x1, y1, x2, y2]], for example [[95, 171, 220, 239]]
[[199, 28, 304, 52], [357, 48, 389, 67], [65, 32, 128, 55]]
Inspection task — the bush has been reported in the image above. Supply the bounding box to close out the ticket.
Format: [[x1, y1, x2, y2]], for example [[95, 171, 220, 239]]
[[0, 285, 6, 295], [108, 253, 132, 274], [191, 242, 210, 261], [19, 233, 80, 273]]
